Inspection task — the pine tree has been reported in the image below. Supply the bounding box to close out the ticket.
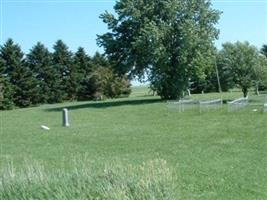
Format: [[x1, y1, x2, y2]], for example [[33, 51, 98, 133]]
[[27, 42, 53, 103], [52, 40, 73, 102], [73, 47, 92, 101], [91, 52, 109, 68], [0, 39, 39, 107], [0, 58, 14, 109]]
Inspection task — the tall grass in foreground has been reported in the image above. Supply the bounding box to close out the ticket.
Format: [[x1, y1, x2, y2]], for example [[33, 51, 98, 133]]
[[0, 159, 177, 200]]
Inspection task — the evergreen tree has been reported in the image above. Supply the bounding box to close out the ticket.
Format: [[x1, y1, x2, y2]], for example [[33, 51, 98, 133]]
[[0, 39, 38, 107], [27, 42, 52, 103], [15, 61, 40, 107], [52, 40, 73, 102], [73, 47, 92, 101], [0, 58, 14, 109], [91, 52, 109, 68]]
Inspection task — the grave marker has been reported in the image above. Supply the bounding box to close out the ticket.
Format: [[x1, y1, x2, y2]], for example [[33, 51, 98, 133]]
[[63, 108, 70, 127]]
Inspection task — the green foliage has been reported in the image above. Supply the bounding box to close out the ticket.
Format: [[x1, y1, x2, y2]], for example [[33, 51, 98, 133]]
[[98, 0, 221, 99], [0, 159, 176, 200], [52, 40, 73, 102], [218, 42, 260, 97], [216, 50, 236, 92], [27, 42, 53, 103], [71, 47, 92, 101], [92, 67, 131, 99], [72, 48, 116, 101], [91, 51, 110, 68], [0, 39, 39, 108], [253, 55, 267, 94], [190, 49, 218, 94], [261, 44, 267, 58], [13, 62, 39, 107], [0, 39, 132, 110], [0, 58, 14, 109], [76, 52, 131, 100]]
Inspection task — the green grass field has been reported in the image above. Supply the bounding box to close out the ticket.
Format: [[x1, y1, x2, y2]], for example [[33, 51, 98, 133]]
[[1, 88, 267, 199]]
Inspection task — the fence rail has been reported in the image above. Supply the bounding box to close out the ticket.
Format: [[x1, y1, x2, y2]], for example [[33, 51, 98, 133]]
[[199, 99, 223, 113], [167, 100, 198, 112], [228, 96, 249, 112]]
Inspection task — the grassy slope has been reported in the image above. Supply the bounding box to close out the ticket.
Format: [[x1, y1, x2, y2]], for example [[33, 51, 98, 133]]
[[1, 88, 267, 199]]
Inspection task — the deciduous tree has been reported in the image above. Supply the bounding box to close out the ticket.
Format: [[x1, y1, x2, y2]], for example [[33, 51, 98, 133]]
[[218, 42, 259, 97], [261, 44, 267, 58], [98, 0, 220, 99]]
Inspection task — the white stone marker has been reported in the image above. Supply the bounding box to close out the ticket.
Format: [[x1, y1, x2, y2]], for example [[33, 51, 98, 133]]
[[63, 108, 70, 127], [41, 125, 50, 130]]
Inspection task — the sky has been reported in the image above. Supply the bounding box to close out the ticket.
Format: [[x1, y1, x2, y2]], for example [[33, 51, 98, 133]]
[[0, 0, 266, 55]]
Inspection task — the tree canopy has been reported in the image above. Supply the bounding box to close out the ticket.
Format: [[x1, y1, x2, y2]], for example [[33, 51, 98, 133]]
[[217, 42, 262, 97], [98, 0, 221, 99], [0, 39, 131, 110], [261, 44, 267, 58]]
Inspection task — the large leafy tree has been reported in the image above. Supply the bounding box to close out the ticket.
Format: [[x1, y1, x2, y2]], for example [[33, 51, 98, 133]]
[[253, 55, 267, 95], [190, 48, 218, 94], [216, 50, 235, 92], [218, 42, 260, 97], [98, 0, 220, 99]]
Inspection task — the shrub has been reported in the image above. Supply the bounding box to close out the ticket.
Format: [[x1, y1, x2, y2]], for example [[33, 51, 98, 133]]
[[78, 67, 131, 101]]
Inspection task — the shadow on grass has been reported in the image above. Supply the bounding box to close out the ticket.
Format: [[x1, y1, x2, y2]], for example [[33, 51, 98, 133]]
[[46, 98, 163, 112]]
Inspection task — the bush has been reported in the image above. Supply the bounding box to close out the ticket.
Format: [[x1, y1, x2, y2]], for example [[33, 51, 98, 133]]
[[78, 67, 131, 101], [0, 159, 177, 200]]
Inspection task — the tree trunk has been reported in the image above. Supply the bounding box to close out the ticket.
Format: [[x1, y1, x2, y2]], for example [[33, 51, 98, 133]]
[[242, 87, 248, 98], [187, 89, 191, 96], [255, 82, 260, 96]]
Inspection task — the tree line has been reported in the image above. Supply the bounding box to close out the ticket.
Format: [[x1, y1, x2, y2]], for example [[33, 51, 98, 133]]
[[0, 39, 131, 110], [214, 42, 267, 97], [1, 0, 267, 110], [187, 41, 267, 98]]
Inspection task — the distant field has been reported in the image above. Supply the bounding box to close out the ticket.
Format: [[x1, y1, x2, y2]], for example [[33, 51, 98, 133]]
[[0, 88, 267, 199], [130, 85, 152, 97]]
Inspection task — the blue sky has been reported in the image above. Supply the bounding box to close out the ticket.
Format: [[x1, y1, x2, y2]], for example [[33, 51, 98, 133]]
[[0, 0, 266, 56]]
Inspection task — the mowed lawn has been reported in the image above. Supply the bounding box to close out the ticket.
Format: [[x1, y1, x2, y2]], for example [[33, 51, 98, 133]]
[[1, 87, 267, 199]]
